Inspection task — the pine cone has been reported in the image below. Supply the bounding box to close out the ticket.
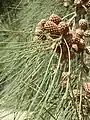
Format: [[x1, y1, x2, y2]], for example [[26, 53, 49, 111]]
[[35, 28, 43, 36], [37, 19, 46, 29], [78, 38, 85, 52], [85, 0, 90, 8], [63, 32, 73, 41], [72, 44, 78, 52], [79, 19, 88, 31], [49, 14, 61, 25], [55, 44, 68, 61], [35, 19, 46, 36], [75, 28, 84, 38], [55, 43, 76, 61], [58, 21, 69, 35], [63, 32, 73, 48], [70, 51, 76, 59], [83, 82, 90, 93], [71, 36, 85, 53], [61, 44, 75, 61], [44, 21, 59, 35], [65, 51, 76, 60]]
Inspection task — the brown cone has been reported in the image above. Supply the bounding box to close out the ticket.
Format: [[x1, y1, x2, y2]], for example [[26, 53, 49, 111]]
[[35, 19, 46, 36], [44, 21, 59, 35], [58, 21, 69, 35], [85, 0, 90, 8], [71, 36, 85, 53], [63, 32, 73, 48], [83, 82, 90, 93], [37, 19, 46, 29], [49, 14, 61, 25], [35, 28, 43, 36], [75, 28, 84, 38], [79, 19, 88, 31]]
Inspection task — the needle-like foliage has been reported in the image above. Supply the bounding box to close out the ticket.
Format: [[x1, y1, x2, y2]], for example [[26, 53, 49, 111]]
[[0, 0, 90, 120]]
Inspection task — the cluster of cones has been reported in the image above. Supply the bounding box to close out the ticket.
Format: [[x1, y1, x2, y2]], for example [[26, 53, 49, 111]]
[[35, 14, 89, 61]]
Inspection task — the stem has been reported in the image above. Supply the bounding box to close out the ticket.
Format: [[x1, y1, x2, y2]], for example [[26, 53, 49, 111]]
[[62, 12, 76, 20], [27, 48, 56, 113], [63, 39, 71, 73], [69, 83, 79, 120], [68, 13, 77, 25], [79, 52, 84, 120], [36, 44, 63, 120]]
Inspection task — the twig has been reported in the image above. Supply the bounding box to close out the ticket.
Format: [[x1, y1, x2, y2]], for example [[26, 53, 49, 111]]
[[78, 52, 84, 120], [63, 39, 71, 73], [36, 44, 63, 120], [62, 12, 76, 20], [68, 13, 77, 25], [69, 86, 80, 120]]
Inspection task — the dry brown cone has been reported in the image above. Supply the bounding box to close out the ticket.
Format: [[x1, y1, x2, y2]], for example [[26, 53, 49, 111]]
[[66, 51, 76, 60], [56, 45, 62, 56], [44, 21, 59, 35], [61, 80, 67, 88], [49, 14, 61, 25], [79, 19, 88, 31], [37, 19, 46, 29], [58, 21, 69, 35], [85, 0, 90, 8], [51, 43, 68, 61], [84, 30, 90, 37], [59, 45, 68, 61], [83, 82, 90, 93], [63, 32, 73, 48], [83, 82, 90, 101], [72, 36, 85, 53], [62, 30, 85, 53], [35, 28, 44, 36], [55, 43, 76, 61], [75, 28, 84, 38], [78, 38, 85, 52], [72, 44, 78, 52], [35, 19, 46, 36]]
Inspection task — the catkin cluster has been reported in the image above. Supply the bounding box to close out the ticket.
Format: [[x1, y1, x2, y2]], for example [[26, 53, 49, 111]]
[[35, 14, 89, 61]]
